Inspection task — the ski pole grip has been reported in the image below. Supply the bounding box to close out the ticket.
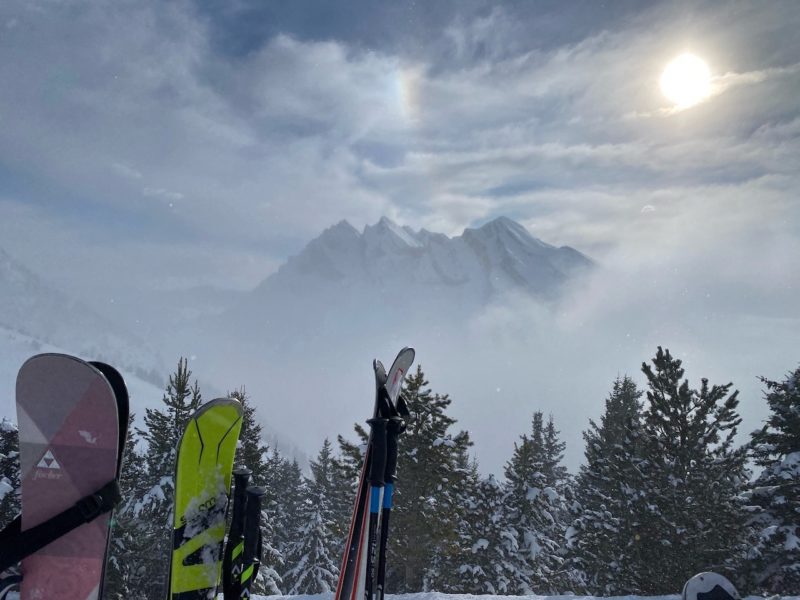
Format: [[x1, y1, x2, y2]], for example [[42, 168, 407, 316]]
[[367, 418, 388, 487], [233, 466, 253, 483], [224, 467, 252, 599], [242, 486, 266, 566], [384, 417, 403, 484], [231, 467, 252, 535], [233, 467, 252, 499]]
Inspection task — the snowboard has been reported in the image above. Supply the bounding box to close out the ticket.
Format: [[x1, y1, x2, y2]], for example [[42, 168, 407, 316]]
[[335, 347, 414, 600], [17, 354, 128, 600], [169, 398, 243, 600]]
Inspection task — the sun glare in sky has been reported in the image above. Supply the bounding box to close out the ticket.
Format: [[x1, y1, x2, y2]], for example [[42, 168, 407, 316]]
[[660, 53, 712, 109]]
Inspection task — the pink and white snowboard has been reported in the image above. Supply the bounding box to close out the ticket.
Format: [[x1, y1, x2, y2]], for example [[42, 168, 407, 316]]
[[17, 354, 124, 600]]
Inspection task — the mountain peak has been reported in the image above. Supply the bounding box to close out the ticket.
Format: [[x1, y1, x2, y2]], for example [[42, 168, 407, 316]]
[[257, 215, 592, 302], [363, 217, 423, 249], [483, 215, 519, 229], [469, 216, 553, 250], [326, 219, 359, 236]]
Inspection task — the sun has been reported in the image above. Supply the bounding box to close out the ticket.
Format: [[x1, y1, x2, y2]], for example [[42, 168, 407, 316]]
[[660, 53, 711, 109]]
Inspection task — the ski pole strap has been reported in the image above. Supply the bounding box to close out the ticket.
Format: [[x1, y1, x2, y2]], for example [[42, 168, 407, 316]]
[[396, 394, 411, 419], [0, 478, 121, 572]]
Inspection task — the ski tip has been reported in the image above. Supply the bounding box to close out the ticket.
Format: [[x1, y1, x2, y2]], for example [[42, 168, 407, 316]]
[[373, 360, 387, 385], [395, 347, 415, 365], [188, 397, 244, 424]]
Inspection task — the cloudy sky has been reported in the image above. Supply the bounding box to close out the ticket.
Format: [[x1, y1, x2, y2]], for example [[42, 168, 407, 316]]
[[0, 0, 798, 470]]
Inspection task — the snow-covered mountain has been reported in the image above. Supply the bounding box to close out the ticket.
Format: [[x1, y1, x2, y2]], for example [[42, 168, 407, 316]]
[[214, 216, 593, 348], [255, 216, 592, 301], [0, 246, 163, 385]]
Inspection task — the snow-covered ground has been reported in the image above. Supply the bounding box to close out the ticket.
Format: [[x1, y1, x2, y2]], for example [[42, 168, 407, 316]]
[[250, 594, 798, 600]]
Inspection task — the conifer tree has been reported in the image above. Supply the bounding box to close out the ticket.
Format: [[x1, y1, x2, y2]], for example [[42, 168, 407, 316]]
[[635, 347, 748, 594], [570, 375, 644, 595], [440, 467, 519, 595], [0, 418, 20, 530], [400, 367, 472, 592], [503, 412, 568, 594], [745, 366, 800, 595], [230, 387, 269, 478], [270, 454, 305, 563], [543, 415, 568, 489], [463, 475, 519, 596], [104, 416, 148, 599], [134, 358, 203, 599], [423, 453, 482, 593], [282, 440, 341, 593]]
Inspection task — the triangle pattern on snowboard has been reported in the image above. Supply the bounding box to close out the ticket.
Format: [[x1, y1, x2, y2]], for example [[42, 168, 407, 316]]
[[36, 449, 61, 470]]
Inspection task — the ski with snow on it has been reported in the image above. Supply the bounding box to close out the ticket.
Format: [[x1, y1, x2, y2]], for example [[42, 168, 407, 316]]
[[335, 347, 415, 600], [0, 354, 129, 600], [168, 398, 243, 600]]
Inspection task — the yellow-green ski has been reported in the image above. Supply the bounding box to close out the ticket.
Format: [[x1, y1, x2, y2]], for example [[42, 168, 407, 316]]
[[169, 398, 243, 600]]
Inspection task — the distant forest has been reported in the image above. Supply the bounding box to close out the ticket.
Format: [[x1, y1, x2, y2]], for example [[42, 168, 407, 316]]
[[0, 347, 797, 598]]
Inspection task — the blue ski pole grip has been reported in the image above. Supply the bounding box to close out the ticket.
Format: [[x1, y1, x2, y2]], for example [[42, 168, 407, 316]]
[[370, 485, 383, 514], [367, 417, 388, 488], [382, 482, 394, 510]]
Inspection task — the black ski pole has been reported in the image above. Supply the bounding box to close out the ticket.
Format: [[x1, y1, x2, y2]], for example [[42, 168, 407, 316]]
[[364, 416, 388, 600], [376, 395, 410, 600], [223, 467, 252, 600], [240, 485, 266, 599]]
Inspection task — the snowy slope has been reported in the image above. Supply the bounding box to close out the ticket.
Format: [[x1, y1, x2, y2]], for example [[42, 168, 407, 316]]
[[0, 247, 163, 385], [0, 324, 165, 426]]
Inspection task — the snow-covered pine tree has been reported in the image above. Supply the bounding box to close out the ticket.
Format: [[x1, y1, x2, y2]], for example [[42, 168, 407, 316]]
[[134, 358, 203, 599], [269, 451, 305, 572], [540, 414, 580, 590], [282, 439, 341, 594], [503, 412, 568, 594], [229, 387, 282, 595], [423, 452, 481, 593], [744, 365, 800, 595], [445, 467, 519, 595], [569, 375, 645, 595], [543, 415, 569, 489], [0, 418, 20, 530], [104, 415, 148, 600], [325, 439, 356, 567], [635, 347, 749, 594]]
